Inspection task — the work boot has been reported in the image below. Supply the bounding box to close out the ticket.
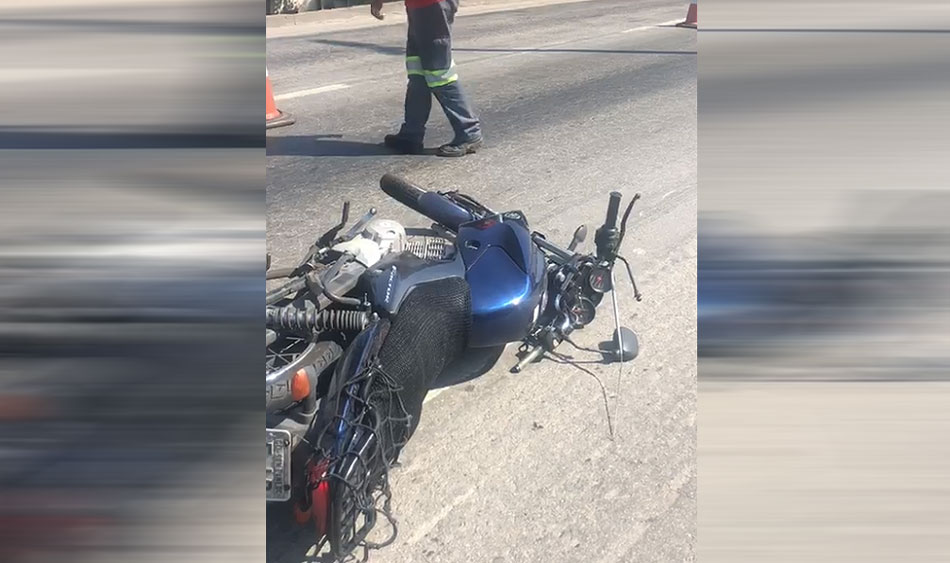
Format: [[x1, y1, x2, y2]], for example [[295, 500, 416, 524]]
[[384, 134, 424, 155], [437, 137, 483, 158]]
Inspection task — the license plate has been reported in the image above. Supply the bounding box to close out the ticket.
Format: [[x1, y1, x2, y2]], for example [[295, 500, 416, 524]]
[[266, 429, 292, 502]]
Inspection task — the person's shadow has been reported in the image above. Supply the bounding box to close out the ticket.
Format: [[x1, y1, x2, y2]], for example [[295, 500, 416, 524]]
[[267, 134, 395, 157], [267, 134, 442, 157]]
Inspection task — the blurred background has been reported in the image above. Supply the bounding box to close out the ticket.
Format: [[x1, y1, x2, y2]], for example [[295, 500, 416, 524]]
[[698, 1, 950, 561], [0, 1, 262, 562], [6, 0, 950, 560], [267, 0, 380, 15]]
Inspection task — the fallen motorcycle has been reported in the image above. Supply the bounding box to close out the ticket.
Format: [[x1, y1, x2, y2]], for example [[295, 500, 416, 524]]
[[266, 174, 642, 561]]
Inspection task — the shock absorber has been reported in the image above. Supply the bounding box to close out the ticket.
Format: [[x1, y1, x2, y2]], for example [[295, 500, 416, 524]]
[[266, 306, 369, 334]]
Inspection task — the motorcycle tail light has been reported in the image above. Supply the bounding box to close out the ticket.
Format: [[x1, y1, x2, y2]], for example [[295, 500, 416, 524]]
[[313, 480, 330, 537], [309, 460, 331, 537]]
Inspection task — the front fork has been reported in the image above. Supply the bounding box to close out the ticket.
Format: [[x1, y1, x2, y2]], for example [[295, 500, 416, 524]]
[[511, 267, 579, 373]]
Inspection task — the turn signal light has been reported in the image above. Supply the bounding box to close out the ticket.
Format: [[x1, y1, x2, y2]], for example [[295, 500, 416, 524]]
[[291, 369, 310, 402]]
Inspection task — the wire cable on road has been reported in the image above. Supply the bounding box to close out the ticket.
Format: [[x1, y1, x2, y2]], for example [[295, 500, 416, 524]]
[[547, 350, 614, 440]]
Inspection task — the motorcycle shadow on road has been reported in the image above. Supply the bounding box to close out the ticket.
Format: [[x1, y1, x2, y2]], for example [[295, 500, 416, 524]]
[[267, 134, 403, 157], [432, 339, 623, 390], [432, 344, 507, 389]]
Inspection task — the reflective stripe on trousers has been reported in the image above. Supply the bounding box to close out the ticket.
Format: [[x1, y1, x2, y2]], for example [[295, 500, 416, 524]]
[[406, 56, 458, 88]]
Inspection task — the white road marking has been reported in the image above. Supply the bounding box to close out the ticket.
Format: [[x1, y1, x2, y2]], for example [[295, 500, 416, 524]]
[[273, 18, 686, 100], [622, 18, 685, 33], [422, 387, 446, 405], [274, 83, 351, 101], [406, 484, 477, 545]]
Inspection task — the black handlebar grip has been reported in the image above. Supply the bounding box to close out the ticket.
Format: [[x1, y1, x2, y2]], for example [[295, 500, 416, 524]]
[[380, 173, 427, 215], [604, 191, 622, 228]]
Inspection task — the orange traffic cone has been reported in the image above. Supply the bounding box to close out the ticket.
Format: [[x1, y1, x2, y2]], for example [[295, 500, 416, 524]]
[[266, 68, 295, 130], [677, 1, 697, 28]]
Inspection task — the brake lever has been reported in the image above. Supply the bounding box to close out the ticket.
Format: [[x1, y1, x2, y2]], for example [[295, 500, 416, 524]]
[[617, 193, 641, 250], [339, 207, 378, 242]]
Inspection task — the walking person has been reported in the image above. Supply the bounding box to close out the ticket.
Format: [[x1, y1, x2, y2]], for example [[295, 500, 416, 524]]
[[371, 0, 483, 157]]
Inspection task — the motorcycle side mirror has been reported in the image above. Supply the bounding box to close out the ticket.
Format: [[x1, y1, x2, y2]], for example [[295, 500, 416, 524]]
[[568, 224, 587, 252], [601, 326, 639, 362]]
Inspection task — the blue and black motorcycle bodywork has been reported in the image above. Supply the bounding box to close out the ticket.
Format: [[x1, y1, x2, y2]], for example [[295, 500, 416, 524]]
[[265, 174, 642, 561], [360, 216, 546, 348]]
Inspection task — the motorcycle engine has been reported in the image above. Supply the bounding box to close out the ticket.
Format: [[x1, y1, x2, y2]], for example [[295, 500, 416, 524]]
[[331, 219, 407, 267], [405, 233, 455, 261], [331, 219, 455, 264]]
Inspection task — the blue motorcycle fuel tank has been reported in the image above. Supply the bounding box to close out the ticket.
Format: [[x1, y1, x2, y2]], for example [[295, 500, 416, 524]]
[[458, 215, 546, 348], [361, 213, 546, 349]]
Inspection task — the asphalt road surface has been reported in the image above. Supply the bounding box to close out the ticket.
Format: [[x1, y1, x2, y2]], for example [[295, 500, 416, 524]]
[[266, 1, 696, 561]]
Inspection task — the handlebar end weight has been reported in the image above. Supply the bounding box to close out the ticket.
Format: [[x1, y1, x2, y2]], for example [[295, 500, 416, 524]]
[[596, 191, 623, 262]]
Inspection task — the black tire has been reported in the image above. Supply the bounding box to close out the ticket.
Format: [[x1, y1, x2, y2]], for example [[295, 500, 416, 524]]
[[328, 431, 380, 560], [379, 173, 428, 215], [323, 323, 389, 559]]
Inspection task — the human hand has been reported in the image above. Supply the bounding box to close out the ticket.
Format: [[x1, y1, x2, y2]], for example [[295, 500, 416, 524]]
[[370, 0, 384, 20]]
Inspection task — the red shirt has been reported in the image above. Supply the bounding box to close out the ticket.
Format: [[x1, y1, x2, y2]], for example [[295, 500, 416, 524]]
[[405, 0, 443, 9]]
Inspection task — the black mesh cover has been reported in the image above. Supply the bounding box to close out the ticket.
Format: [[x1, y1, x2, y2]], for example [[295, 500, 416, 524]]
[[324, 276, 471, 558], [374, 276, 471, 448]]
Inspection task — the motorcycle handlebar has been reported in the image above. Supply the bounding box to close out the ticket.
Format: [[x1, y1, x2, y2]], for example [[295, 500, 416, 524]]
[[532, 233, 573, 263], [380, 173, 427, 216], [379, 173, 475, 231], [604, 191, 622, 229]]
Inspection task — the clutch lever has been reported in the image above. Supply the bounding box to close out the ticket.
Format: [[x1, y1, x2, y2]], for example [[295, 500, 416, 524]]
[[295, 201, 352, 272], [316, 201, 350, 248], [617, 256, 643, 302], [617, 193, 641, 250]]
